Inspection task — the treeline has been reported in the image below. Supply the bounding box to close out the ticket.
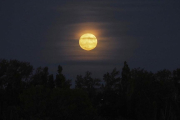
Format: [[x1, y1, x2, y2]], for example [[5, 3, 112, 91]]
[[0, 59, 180, 120]]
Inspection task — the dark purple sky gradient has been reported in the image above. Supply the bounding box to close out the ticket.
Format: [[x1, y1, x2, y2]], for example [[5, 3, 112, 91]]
[[1, 0, 180, 80]]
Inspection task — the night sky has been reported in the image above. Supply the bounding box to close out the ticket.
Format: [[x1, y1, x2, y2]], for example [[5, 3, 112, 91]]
[[1, 0, 180, 80]]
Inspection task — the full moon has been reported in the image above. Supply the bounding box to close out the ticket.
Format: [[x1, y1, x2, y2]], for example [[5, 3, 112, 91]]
[[79, 33, 97, 51]]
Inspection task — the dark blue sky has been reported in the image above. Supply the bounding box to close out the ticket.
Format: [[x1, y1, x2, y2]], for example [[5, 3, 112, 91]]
[[1, 0, 180, 80]]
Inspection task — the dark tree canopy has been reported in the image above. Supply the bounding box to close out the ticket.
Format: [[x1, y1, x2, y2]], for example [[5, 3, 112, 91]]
[[55, 65, 71, 89], [0, 59, 180, 120]]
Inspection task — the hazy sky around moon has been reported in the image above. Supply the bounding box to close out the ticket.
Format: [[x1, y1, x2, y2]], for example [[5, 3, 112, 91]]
[[43, 0, 139, 63], [0, 0, 180, 79]]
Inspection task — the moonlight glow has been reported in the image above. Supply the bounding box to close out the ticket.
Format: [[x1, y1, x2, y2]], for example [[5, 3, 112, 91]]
[[79, 33, 97, 51]]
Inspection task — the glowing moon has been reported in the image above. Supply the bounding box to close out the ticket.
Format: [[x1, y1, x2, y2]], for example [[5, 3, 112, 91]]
[[79, 33, 97, 51]]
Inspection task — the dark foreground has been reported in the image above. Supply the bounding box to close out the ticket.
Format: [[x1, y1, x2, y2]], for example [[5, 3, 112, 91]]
[[0, 59, 180, 120]]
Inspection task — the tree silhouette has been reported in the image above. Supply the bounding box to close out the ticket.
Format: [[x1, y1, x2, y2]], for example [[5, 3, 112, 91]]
[[99, 68, 121, 119], [0, 59, 33, 119], [129, 68, 155, 120], [103, 68, 120, 91], [75, 71, 101, 89], [30, 67, 49, 86], [0, 59, 180, 120], [121, 61, 131, 93], [47, 74, 55, 89], [75, 71, 101, 106], [55, 65, 71, 89]]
